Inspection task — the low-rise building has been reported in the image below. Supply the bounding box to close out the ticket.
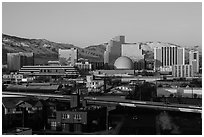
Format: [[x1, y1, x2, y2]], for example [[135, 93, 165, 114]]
[[86, 75, 104, 92], [2, 97, 44, 131], [172, 64, 193, 78], [48, 106, 107, 133], [75, 62, 92, 71], [6, 83, 60, 93], [48, 61, 60, 66], [19, 65, 80, 78], [134, 59, 145, 70], [90, 61, 104, 70], [7, 52, 34, 72], [3, 73, 24, 83]]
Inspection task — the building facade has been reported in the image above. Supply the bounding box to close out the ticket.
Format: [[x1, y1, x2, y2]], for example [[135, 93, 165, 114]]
[[154, 46, 185, 70], [75, 62, 92, 71], [48, 106, 106, 133], [86, 75, 104, 92], [3, 73, 24, 83], [121, 43, 144, 62], [90, 61, 104, 70], [59, 48, 78, 66], [121, 43, 145, 70], [104, 36, 125, 68], [48, 61, 60, 66], [172, 64, 193, 78], [7, 52, 34, 72], [19, 65, 79, 78], [189, 50, 199, 74]]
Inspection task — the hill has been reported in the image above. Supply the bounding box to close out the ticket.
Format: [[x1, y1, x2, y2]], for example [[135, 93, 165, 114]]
[[2, 34, 104, 65]]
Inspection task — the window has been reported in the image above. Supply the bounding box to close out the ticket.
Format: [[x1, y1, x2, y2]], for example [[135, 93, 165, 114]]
[[51, 121, 56, 127], [189, 66, 192, 77], [74, 114, 82, 120], [194, 53, 197, 59], [7, 108, 11, 113], [182, 66, 185, 77], [186, 66, 188, 77], [62, 114, 70, 119]]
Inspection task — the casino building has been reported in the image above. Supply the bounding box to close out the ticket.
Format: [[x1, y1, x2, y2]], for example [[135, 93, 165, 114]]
[[154, 46, 185, 70]]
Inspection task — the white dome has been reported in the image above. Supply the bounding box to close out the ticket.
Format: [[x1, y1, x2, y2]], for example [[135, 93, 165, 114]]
[[114, 56, 134, 70]]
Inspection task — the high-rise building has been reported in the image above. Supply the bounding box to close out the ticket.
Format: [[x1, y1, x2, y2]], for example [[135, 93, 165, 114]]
[[121, 43, 145, 70], [104, 36, 125, 68], [121, 43, 144, 62], [189, 50, 199, 73], [59, 48, 78, 66], [154, 46, 185, 70], [7, 52, 34, 72]]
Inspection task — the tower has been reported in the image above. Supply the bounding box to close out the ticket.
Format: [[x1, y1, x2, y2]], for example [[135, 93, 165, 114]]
[[189, 50, 199, 73]]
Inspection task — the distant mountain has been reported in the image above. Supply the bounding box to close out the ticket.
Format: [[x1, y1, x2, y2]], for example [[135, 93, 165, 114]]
[[2, 34, 104, 65]]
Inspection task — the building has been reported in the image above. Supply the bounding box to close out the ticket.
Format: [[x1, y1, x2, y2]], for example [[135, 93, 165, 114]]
[[77, 58, 104, 71], [121, 43, 145, 70], [159, 66, 172, 74], [104, 36, 125, 68], [121, 43, 144, 62], [154, 46, 185, 70], [86, 75, 104, 92], [7, 52, 34, 72], [48, 61, 60, 66], [145, 59, 154, 70], [5, 83, 60, 93], [90, 61, 104, 70], [3, 73, 24, 83], [75, 62, 92, 71], [189, 50, 199, 74], [19, 65, 79, 78], [47, 95, 107, 133], [2, 97, 44, 132], [59, 48, 78, 66], [172, 64, 193, 78], [114, 56, 134, 70], [134, 60, 145, 70], [48, 105, 107, 133]]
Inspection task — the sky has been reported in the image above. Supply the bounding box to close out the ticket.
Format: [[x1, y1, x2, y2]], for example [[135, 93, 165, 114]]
[[2, 2, 202, 48]]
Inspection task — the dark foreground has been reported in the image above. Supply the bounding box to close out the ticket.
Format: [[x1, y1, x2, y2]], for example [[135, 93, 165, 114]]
[[33, 107, 201, 135]]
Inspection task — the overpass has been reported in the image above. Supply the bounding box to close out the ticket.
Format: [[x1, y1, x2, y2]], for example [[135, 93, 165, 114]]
[[2, 91, 201, 114]]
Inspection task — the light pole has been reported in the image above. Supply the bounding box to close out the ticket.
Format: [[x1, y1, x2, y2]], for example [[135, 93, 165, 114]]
[[192, 87, 194, 98]]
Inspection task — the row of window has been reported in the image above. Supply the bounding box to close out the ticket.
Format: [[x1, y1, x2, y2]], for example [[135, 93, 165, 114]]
[[62, 113, 82, 120], [6, 106, 42, 114], [62, 114, 70, 119], [174, 66, 192, 77], [3, 75, 23, 79], [40, 69, 65, 73]]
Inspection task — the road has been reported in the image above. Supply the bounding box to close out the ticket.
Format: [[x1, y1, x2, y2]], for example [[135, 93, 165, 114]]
[[2, 91, 202, 114]]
